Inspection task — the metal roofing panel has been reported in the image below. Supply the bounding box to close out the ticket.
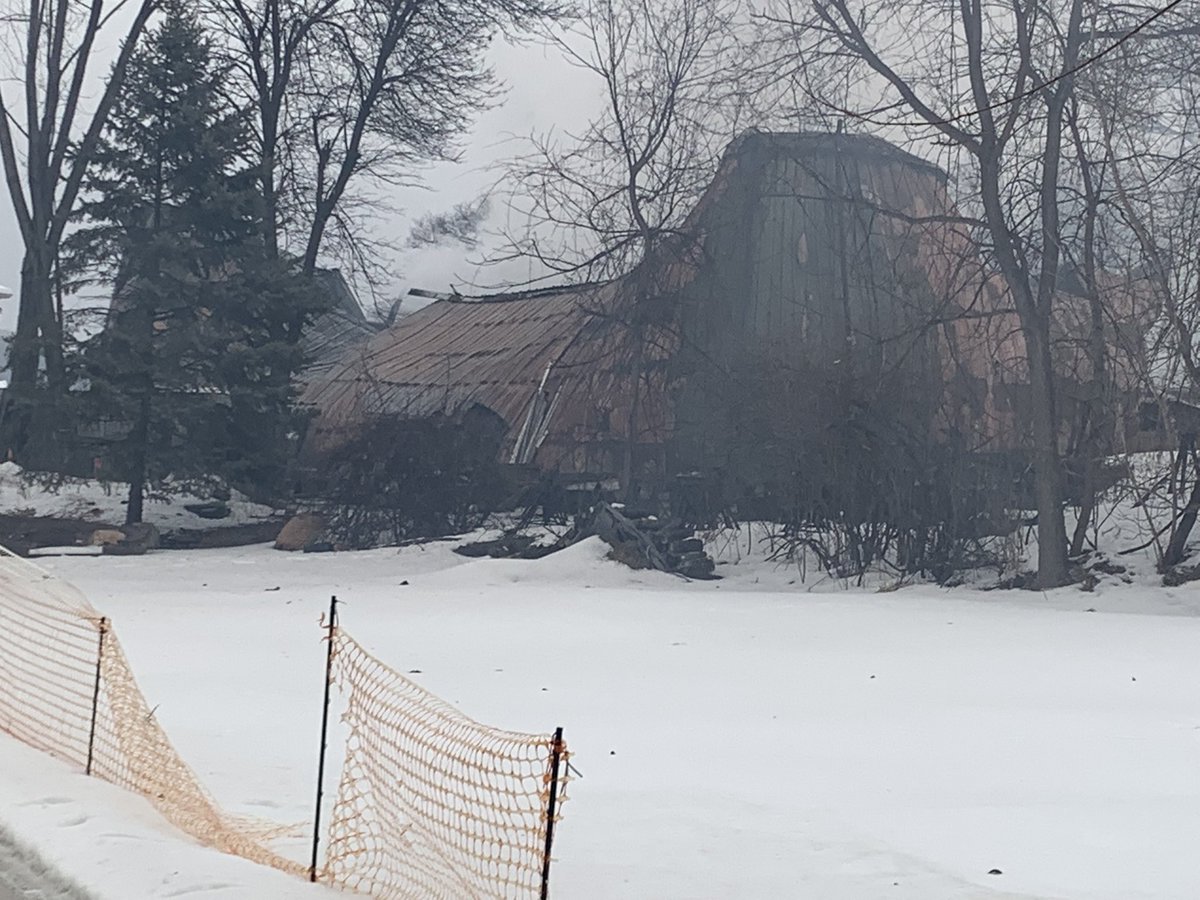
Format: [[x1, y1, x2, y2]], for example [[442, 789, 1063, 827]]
[[303, 284, 619, 453]]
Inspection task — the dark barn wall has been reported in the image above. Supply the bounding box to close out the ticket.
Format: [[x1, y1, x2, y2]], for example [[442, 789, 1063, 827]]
[[669, 133, 954, 510]]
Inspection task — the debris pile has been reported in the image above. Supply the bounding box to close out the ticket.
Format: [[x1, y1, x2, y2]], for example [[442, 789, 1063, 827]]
[[454, 501, 717, 579], [589, 502, 716, 579]]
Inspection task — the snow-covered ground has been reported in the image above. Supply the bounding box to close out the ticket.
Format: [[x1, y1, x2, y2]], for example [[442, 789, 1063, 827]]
[[0, 811, 93, 900], [0, 737, 327, 900], [0, 463, 281, 530], [0, 537, 1196, 898]]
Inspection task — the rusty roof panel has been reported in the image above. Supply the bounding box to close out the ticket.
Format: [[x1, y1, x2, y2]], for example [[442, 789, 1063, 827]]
[[303, 283, 621, 455]]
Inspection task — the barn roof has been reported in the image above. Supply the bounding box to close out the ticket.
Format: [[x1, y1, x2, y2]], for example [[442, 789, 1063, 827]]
[[301, 269, 376, 376], [728, 130, 949, 182], [302, 282, 617, 453]]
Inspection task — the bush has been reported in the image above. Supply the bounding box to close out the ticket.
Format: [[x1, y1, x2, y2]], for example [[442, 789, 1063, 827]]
[[316, 405, 513, 548]]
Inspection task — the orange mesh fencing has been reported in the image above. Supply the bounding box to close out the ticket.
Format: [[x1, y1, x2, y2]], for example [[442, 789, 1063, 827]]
[[0, 550, 98, 764], [0, 546, 570, 898], [0, 546, 307, 875], [88, 628, 309, 873], [323, 629, 570, 899]]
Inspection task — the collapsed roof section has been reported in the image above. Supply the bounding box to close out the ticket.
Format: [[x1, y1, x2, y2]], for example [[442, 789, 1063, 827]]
[[301, 129, 1156, 487], [302, 282, 629, 464]]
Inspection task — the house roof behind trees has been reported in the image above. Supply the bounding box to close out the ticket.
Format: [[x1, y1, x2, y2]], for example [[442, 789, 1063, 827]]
[[302, 268, 376, 376]]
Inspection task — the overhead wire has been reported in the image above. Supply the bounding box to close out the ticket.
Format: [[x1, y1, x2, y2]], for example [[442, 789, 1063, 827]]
[[889, 0, 1190, 128]]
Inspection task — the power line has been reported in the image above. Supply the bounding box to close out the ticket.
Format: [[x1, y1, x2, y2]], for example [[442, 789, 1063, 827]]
[[883, 0, 1189, 128]]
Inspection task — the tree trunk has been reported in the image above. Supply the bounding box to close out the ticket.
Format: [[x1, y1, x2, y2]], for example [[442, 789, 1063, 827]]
[[260, 111, 280, 259], [1026, 325, 1071, 586], [125, 394, 151, 525], [1067, 282, 1105, 560], [40, 296, 64, 392], [125, 474, 145, 525], [1069, 454, 1096, 557], [10, 248, 55, 393], [977, 149, 1070, 589], [1163, 448, 1200, 569], [621, 336, 644, 503], [301, 201, 331, 279], [1163, 480, 1200, 569], [262, 174, 279, 259]]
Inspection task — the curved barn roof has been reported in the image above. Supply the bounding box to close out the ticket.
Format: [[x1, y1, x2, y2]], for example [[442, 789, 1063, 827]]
[[303, 282, 617, 454]]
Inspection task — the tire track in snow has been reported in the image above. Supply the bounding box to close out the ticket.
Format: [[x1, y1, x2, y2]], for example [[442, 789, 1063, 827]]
[[0, 822, 95, 900]]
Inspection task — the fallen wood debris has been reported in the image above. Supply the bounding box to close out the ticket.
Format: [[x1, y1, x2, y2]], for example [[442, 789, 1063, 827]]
[[453, 501, 718, 579]]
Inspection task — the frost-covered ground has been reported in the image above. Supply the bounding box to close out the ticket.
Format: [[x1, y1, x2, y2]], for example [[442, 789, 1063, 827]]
[[0, 537, 1197, 898]]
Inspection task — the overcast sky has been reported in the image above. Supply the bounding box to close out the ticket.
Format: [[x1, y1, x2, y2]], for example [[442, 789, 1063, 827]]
[[0, 35, 605, 331]]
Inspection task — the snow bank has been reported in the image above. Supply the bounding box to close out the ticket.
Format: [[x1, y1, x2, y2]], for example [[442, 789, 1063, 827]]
[[0, 737, 332, 899]]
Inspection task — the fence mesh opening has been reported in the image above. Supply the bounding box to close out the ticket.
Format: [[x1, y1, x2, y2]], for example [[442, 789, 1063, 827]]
[[0, 546, 569, 898]]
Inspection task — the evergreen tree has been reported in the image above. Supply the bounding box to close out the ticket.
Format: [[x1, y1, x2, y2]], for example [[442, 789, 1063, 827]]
[[69, 3, 323, 524]]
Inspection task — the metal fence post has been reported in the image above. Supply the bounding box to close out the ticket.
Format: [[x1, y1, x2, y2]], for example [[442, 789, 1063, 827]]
[[85, 616, 107, 776], [310, 595, 338, 883], [540, 726, 565, 900]]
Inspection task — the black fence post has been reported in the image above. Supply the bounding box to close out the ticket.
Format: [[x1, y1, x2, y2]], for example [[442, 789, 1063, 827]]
[[310, 595, 338, 883], [85, 616, 107, 776], [540, 726, 565, 900]]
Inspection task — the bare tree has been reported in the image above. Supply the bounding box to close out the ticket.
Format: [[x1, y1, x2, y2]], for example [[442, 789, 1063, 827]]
[[1095, 11, 1200, 567], [204, 0, 338, 259], [498, 0, 753, 496], [0, 0, 159, 396], [501, 0, 753, 282], [206, 0, 559, 292], [759, 0, 1173, 587]]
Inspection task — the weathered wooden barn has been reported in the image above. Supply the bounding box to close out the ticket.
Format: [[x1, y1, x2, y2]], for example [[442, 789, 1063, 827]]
[[302, 131, 1151, 517]]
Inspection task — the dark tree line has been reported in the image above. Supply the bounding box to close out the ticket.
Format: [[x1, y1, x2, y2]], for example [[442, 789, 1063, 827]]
[[0, 0, 560, 520], [65, 4, 319, 522]]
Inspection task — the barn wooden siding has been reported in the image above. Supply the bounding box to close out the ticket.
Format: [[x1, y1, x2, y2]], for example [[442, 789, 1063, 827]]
[[667, 132, 1010, 485], [301, 131, 1153, 501]]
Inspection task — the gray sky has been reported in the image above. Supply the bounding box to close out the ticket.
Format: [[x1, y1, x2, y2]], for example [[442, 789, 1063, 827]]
[[0, 36, 604, 330], [383, 38, 603, 305]]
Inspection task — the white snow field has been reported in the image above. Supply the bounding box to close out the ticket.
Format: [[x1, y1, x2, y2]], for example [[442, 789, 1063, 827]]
[[2, 537, 1200, 899], [0, 736, 330, 899]]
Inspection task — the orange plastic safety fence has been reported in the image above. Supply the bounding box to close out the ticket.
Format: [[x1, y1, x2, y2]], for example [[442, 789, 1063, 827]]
[[323, 630, 570, 899], [0, 551, 97, 765], [0, 547, 306, 877], [0, 548, 570, 898]]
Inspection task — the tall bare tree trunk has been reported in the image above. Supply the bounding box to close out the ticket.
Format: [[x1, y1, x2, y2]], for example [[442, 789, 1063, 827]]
[[261, 145, 279, 259], [1026, 325, 1070, 583], [1068, 132, 1105, 559], [11, 250, 49, 390], [0, 0, 159, 401], [979, 151, 1071, 588]]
